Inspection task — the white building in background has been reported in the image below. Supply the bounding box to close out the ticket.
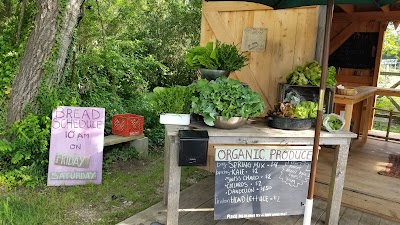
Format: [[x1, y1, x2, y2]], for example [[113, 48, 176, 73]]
[[381, 58, 398, 71]]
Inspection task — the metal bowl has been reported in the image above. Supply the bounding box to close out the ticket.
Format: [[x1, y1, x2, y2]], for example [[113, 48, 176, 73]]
[[266, 116, 315, 130], [214, 116, 247, 129], [198, 68, 230, 80]]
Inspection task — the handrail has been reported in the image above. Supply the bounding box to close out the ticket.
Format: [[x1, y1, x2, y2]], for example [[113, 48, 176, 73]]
[[371, 88, 400, 141], [379, 71, 400, 77], [372, 107, 400, 141]]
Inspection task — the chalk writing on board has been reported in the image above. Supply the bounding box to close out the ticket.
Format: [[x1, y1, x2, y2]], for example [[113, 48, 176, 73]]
[[214, 146, 312, 220], [279, 162, 310, 187]]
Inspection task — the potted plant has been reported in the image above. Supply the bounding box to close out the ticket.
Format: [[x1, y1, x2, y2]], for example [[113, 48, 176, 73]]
[[151, 85, 193, 125], [185, 41, 249, 80], [190, 77, 265, 129]]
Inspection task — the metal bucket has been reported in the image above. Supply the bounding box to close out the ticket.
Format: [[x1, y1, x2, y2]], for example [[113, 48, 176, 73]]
[[266, 116, 315, 130]]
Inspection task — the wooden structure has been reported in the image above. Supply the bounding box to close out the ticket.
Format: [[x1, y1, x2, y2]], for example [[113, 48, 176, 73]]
[[103, 134, 148, 156], [201, 0, 400, 129], [334, 86, 376, 135], [117, 138, 400, 225], [316, 138, 400, 222], [330, 2, 400, 129], [331, 3, 400, 88], [162, 122, 356, 225], [334, 86, 400, 140], [201, 1, 320, 110]]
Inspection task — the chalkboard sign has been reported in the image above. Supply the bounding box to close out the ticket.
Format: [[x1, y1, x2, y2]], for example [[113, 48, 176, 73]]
[[214, 146, 312, 220], [329, 32, 378, 69]]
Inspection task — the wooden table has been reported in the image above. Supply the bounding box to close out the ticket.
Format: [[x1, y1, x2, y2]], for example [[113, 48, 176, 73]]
[[163, 122, 356, 225], [334, 86, 377, 142]]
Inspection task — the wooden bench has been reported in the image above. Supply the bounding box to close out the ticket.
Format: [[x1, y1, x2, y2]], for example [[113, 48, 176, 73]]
[[104, 134, 148, 156]]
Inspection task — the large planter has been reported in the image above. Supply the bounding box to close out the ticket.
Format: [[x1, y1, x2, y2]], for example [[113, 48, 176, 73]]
[[266, 116, 314, 130], [160, 113, 190, 125], [198, 68, 230, 80]]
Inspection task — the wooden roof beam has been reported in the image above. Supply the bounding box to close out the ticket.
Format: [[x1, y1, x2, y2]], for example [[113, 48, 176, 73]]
[[334, 11, 400, 22], [329, 22, 357, 55], [380, 5, 390, 12], [337, 4, 354, 14]]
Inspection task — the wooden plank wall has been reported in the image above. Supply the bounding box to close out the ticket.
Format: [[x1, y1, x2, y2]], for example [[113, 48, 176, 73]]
[[330, 18, 387, 128], [330, 20, 383, 88], [201, 1, 319, 111]]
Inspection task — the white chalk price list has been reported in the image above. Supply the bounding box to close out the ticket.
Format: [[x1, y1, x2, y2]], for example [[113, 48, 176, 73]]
[[213, 146, 313, 220], [216, 161, 281, 205]]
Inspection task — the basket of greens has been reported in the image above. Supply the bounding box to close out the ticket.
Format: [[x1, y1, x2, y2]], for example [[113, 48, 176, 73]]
[[322, 113, 345, 132]]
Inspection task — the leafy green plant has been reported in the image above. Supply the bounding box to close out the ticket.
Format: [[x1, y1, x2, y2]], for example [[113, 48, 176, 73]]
[[322, 114, 344, 132], [185, 41, 249, 72], [326, 115, 343, 130], [191, 77, 265, 126], [286, 61, 337, 87], [267, 101, 317, 119], [150, 85, 193, 114], [0, 114, 51, 188], [293, 101, 318, 118]]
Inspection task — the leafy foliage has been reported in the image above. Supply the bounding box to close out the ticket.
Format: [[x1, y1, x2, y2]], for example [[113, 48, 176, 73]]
[[191, 78, 265, 126], [0, 114, 50, 188], [0, 0, 35, 130], [326, 115, 343, 131], [0, 0, 202, 189], [185, 41, 249, 71], [286, 61, 337, 87], [293, 101, 318, 119], [383, 23, 400, 59], [267, 101, 317, 119], [151, 85, 193, 114]]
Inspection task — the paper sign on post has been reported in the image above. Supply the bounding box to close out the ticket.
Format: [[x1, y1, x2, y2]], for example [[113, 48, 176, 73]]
[[47, 106, 105, 186]]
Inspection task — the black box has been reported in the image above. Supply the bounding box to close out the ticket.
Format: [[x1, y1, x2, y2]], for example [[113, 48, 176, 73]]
[[277, 83, 335, 114], [178, 130, 209, 166]]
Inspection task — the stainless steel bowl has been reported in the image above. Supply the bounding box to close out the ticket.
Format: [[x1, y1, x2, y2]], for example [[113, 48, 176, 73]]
[[198, 68, 230, 80], [214, 116, 247, 129]]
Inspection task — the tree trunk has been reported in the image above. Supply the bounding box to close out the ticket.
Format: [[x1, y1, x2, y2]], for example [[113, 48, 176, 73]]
[[8, 0, 59, 124], [8, 0, 85, 124], [50, 0, 85, 87]]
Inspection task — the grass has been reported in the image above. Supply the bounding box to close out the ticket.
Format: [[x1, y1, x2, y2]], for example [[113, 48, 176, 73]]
[[0, 149, 212, 225]]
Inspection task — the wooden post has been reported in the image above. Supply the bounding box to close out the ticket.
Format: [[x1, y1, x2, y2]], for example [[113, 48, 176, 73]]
[[166, 135, 181, 225], [386, 110, 393, 141], [315, 6, 327, 64]]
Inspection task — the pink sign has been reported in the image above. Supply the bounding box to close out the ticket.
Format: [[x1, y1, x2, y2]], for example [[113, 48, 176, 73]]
[[47, 106, 105, 186]]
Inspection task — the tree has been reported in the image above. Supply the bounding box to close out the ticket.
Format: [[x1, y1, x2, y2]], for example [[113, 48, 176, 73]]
[[383, 22, 400, 59], [7, 0, 84, 124]]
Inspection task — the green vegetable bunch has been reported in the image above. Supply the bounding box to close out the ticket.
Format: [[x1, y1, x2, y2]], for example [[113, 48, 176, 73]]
[[293, 101, 318, 119], [267, 101, 317, 119], [191, 77, 265, 126], [286, 61, 337, 87], [151, 85, 193, 114], [185, 41, 249, 72], [326, 115, 343, 131]]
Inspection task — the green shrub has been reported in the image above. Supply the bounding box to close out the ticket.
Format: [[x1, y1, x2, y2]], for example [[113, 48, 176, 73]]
[[0, 114, 50, 188], [151, 85, 193, 114]]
